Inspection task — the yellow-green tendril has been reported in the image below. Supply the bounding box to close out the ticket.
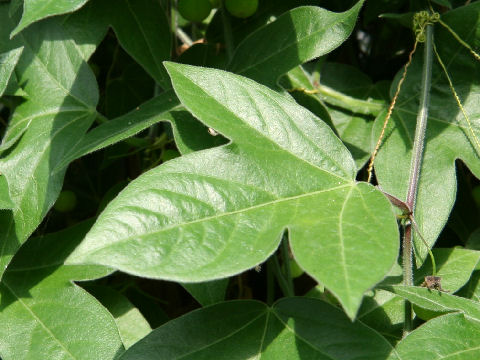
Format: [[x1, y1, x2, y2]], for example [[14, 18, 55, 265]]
[[413, 11, 440, 42], [433, 43, 480, 157], [438, 19, 480, 62]]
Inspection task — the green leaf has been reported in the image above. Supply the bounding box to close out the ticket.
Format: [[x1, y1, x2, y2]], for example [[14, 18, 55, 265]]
[[0, 176, 14, 210], [0, 13, 99, 279], [357, 289, 404, 344], [68, 63, 399, 319], [414, 248, 480, 292], [168, 109, 228, 155], [182, 279, 229, 306], [389, 313, 480, 360], [283, 62, 388, 168], [11, 0, 90, 37], [228, 1, 364, 87], [56, 91, 180, 169], [374, 2, 480, 264], [120, 298, 399, 359], [457, 270, 480, 302], [103, 0, 172, 89], [385, 285, 480, 322], [0, 221, 122, 360], [85, 285, 152, 349], [0, 48, 23, 97]]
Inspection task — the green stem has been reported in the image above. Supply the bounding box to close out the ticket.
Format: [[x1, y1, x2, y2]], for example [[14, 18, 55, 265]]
[[221, 3, 234, 61], [312, 84, 384, 116], [266, 261, 275, 305], [269, 254, 293, 298], [403, 24, 434, 334], [281, 234, 295, 296]]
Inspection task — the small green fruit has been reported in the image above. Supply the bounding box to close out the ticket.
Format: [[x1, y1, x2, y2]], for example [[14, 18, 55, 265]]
[[209, 0, 221, 8], [225, 0, 258, 18], [54, 190, 77, 213], [178, 0, 212, 22]]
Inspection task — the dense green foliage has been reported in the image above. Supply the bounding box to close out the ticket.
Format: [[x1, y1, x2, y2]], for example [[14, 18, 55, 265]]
[[0, 0, 479, 359]]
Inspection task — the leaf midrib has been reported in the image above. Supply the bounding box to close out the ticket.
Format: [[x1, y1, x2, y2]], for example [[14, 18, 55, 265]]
[[175, 310, 267, 359], [2, 281, 77, 359], [18, 30, 96, 111], [78, 183, 353, 259], [230, 7, 353, 76], [178, 69, 353, 181]]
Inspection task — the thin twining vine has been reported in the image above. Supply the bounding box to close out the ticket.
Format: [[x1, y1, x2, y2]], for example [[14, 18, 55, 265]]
[[366, 10, 439, 183], [367, 8, 480, 182]]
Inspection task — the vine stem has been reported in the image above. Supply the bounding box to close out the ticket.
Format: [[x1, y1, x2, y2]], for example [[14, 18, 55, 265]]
[[220, 2, 234, 61], [403, 24, 434, 334]]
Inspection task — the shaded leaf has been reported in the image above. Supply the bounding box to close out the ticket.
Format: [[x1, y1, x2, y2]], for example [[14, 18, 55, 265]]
[[120, 298, 399, 360], [11, 0, 89, 37], [56, 90, 180, 170], [103, 0, 172, 89], [182, 279, 229, 307], [374, 2, 480, 264], [414, 248, 480, 292], [228, 1, 365, 87], [0, 221, 122, 360], [85, 285, 152, 349], [0, 48, 23, 97], [389, 313, 480, 360], [0, 13, 99, 279], [68, 63, 399, 318], [384, 285, 480, 322]]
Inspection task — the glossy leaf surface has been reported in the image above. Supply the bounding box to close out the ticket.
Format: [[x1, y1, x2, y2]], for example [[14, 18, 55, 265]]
[[69, 63, 399, 318], [374, 2, 480, 264], [121, 298, 399, 360]]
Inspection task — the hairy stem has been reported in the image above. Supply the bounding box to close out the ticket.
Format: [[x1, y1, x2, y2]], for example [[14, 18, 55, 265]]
[[281, 234, 295, 296], [403, 24, 434, 333]]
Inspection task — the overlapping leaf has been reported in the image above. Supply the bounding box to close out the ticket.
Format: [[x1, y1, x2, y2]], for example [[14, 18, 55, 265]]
[[120, 298, 399, 360], [0, 221, 123, 360], [374, 2, 480, 264], [228, 1, 364, 87], [11, 0, 90, 37], [68, 63, 399, 318], [101, 0, 172, 89], [0, 6, 99, 279], [388, 313, 480, 360], [385, 285, 480, 322], [0, 2, 179, 279]]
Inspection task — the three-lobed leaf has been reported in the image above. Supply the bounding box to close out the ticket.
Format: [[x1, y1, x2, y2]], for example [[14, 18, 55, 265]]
[[68, 63, 399, 319]]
